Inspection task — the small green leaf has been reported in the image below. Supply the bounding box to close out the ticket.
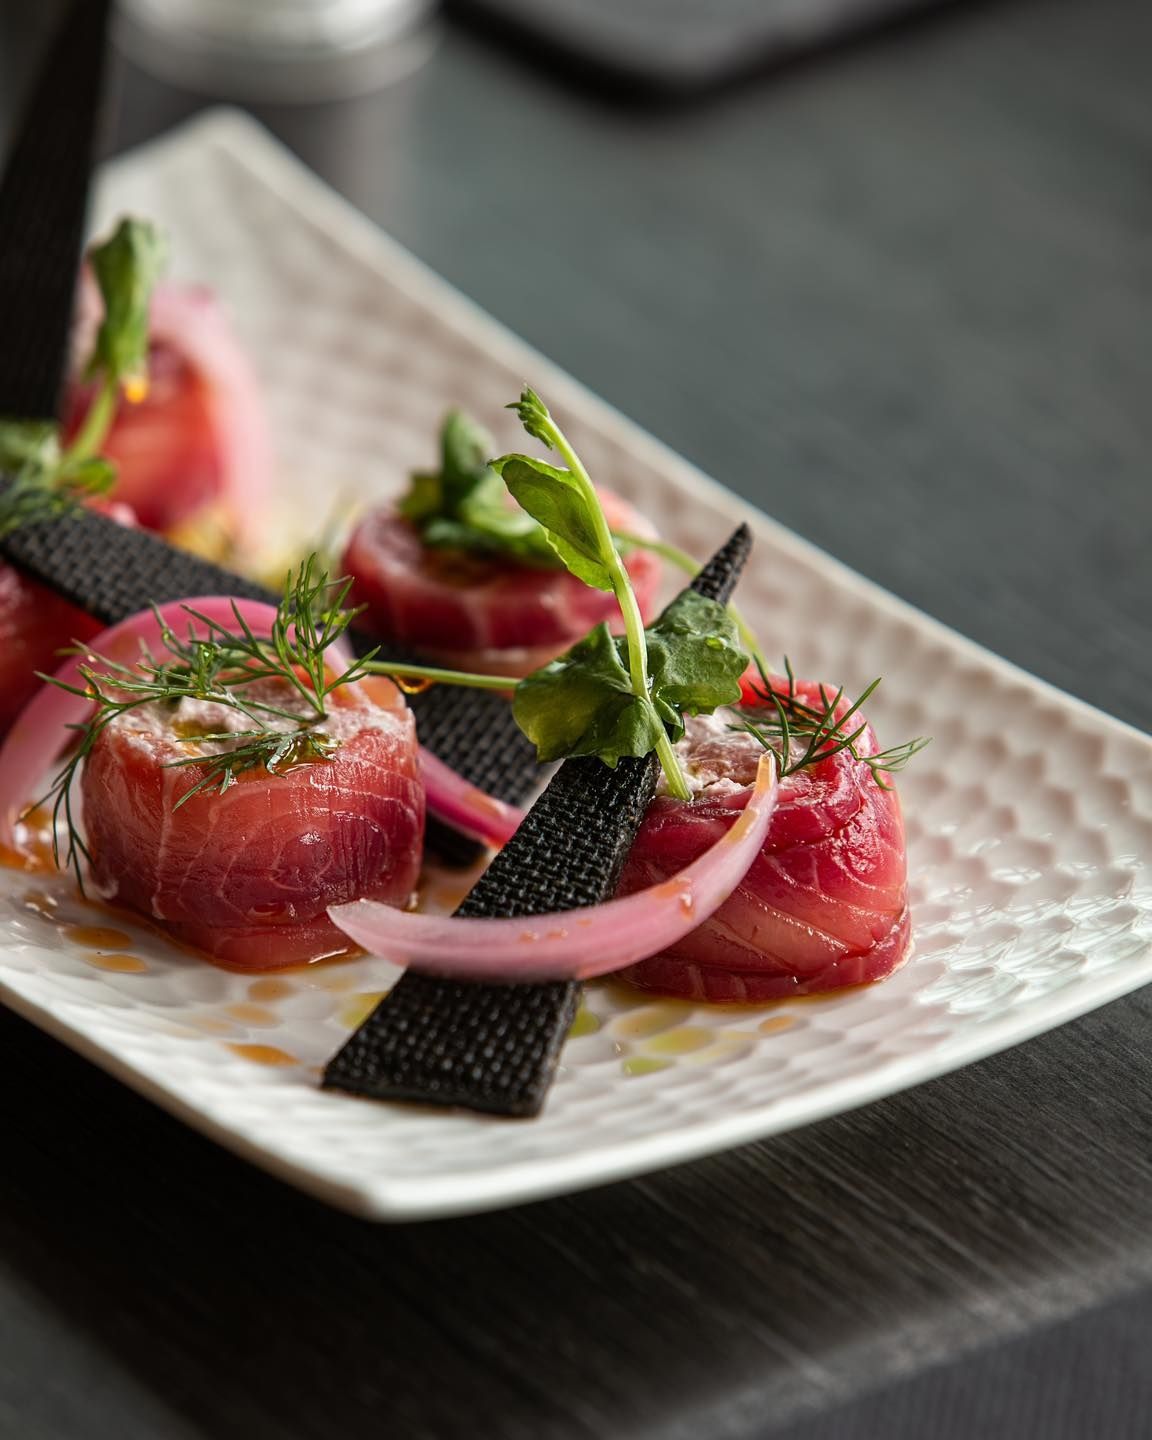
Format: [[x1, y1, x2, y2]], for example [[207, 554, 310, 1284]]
[[494, 454, 614, 592], [86, 218, 167, 397], [513, 623, 663, 765]]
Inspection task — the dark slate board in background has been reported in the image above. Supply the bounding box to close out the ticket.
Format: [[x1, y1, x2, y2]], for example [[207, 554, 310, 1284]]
[[0, 0, 1149, 1436]]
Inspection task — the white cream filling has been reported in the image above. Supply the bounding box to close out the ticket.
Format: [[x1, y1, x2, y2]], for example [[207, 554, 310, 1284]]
[[656, 708, 764, 798]]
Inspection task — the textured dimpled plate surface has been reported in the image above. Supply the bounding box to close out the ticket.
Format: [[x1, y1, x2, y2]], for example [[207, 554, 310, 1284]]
[[1, 111, 1149, 1220]]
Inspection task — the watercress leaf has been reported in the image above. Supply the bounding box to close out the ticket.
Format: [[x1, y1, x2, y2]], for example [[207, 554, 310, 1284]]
[[0, 418, 60, 474], [645, 591, 749, 739], [493, 454, 614, 591], [85, 218, 167, 398], [513, 623, 663, 765]]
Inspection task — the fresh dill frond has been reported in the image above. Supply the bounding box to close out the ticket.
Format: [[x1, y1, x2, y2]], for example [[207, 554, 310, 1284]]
[[733, 657, 930, 790], [33, 557, 379, 889], [166, 729, 341, 808]]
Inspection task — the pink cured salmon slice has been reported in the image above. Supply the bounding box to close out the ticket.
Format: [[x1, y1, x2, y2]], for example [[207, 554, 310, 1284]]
[[341, 491, 662, 676], [616, 679, 911, 1002]]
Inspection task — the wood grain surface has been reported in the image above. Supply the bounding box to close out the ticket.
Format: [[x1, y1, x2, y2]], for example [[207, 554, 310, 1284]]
[[0, 0, 1149, 1435]]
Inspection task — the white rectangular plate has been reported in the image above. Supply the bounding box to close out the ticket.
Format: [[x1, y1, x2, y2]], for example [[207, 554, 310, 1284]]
[[2, 110, 1149, 1220]]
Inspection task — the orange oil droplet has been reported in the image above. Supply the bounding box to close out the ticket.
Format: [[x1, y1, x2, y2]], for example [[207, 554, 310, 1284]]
[[1, 808, 58, 873], [248, 977, 297, 1002], [0, 842, 48, 873], [83, 952, 148, 974], [227, 1043, 299, 1067], [64, 925, 134, 950], [759, 1015, 796, 1035]]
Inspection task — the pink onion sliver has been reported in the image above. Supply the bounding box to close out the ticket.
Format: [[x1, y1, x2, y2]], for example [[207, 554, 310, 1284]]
[[286, 630, 520, 846], [0, 597, 281, 845], [324, 627, 520, 846], [329, 753, 779, 983], [418, 746, 524, 849]]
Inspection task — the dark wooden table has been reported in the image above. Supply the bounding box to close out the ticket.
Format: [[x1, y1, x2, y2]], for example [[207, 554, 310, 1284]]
[[1, 1, 1150, 1435]]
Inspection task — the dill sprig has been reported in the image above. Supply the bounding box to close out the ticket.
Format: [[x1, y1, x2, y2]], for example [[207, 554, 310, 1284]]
[[733, 657, 930, 790], [34, 556, 523, 888], [35, 558, 378, 886]]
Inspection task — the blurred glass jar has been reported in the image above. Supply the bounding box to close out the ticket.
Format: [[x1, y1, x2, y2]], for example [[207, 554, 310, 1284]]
[[117, 0, 437, 102]]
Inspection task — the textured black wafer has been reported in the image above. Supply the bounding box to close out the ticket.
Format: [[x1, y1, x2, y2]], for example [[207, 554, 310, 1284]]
[[1, 502, 274, 616], [0, 503, 542, 825], [0, 0, 112, 422], [323, 523, 752, 1117]]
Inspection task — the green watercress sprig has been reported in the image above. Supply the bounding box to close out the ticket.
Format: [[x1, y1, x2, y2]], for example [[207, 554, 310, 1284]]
[[492, 388, 748, 799], [398, 409, 559, 566]]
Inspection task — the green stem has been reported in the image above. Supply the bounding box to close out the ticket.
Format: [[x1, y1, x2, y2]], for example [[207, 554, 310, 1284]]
[[613, 529, 768, 674], [63, 377, 118, 466], [363, 660, 521, 691], [544, 423, 691, 801]]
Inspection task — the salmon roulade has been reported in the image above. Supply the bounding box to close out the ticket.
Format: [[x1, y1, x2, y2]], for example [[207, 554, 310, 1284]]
[[341, 490, 662, 677], [81, 674, 424, 971], [64, 281, 272, 554], [615, 678, 911, 1002]]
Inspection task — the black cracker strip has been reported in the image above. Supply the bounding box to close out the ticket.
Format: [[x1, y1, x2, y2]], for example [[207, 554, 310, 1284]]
[[0, 504, 541, 848], [323, 522, 753, 1118], [0, 0, 113, 421]]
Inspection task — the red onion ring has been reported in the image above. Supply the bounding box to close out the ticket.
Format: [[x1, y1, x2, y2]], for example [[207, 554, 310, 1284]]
[[328, 753, 778, 983]]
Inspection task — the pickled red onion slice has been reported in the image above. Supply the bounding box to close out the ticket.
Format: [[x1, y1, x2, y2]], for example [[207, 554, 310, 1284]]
[[329, 753, 778, 983], [418, 747, 523, 848]]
